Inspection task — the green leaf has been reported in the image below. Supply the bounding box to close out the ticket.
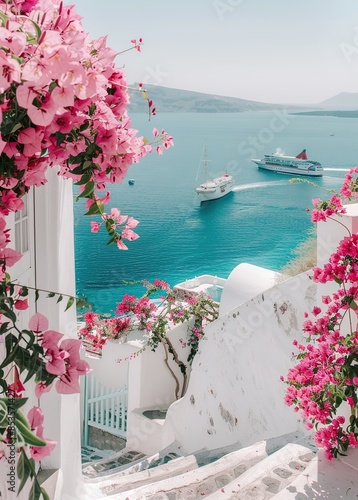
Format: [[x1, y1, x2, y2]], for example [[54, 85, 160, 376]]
[[75, 173, 91, 185], [10, 122, 23, 134], [76, 181, 95, 200], [25, 331, 35, 349], [79, 120, 90, 132], [40, 487, 50, 500], [16, 409, 31, 430], [335, 396, 343, 407], [0, 321, 9, 334], [26, 18, 42, 42], [1, 335, 18, 368], [47, 292, 55, 298], [65, 296, 75, 312], [1, 397, 28, 410], [35, 289, 39, 302], [17, 450, 28, 495], [0, 302, 17, 323], [69, 152, 85, 164], [89, 103, 96, 117], [334, 276, 343, 285], [0, 11, 8, 26], [23, 353, 42, 383], [82, 160, 92, 170], [0, 399, 7, 426], [70, 165, 86, 175], [56, 294, 63, 303], [106, 235, 116, 246], [16, 419, 47, 447], [49, 81, 57, 93], [55, 131, 67, 146], [84, 201, 104, 216]]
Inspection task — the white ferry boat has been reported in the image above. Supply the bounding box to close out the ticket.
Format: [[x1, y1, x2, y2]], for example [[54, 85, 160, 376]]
[[195, 146, 235, 202], [251, 149, 323, 177]]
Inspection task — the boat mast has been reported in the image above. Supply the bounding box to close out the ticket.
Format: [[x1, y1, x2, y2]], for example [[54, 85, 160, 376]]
[[202, 144, 210, 181]]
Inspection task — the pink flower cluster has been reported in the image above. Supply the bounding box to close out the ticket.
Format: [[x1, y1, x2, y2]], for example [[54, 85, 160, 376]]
[[0, 217, 21, 280], [79, 280, 206, 354], [90, 208, 140, 250], [284, 173, 358, 459], [0, 0, 173, 267], [27, 406, 56, 461], [340, 167, 358, 199], [311, 195, 346, 222], [79, 312, 131, 350], [29, 312, 91, 395]]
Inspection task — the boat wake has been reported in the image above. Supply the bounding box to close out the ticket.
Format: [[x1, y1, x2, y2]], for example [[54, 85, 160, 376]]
[[323, 168, 350, 172], [233, 180, 288, 191]]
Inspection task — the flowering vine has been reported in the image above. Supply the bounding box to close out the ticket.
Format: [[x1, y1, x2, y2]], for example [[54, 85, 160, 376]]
[[79, 280, 219, 400], [283, 167, 358, 459], [0, 0, 172, 498]]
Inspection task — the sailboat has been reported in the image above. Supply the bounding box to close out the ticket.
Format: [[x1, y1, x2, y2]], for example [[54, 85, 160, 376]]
[[195, 145, 235, 202]]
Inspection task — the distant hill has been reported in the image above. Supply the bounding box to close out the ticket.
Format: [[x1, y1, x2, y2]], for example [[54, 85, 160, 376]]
[[127, 84, 300, 113], [318, 92, 358, 110]]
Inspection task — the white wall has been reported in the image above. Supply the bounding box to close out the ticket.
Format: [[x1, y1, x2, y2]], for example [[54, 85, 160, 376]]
[[32, 169, 82, 498], [219, 263, 283, 317], [164, 271, 314, 453]]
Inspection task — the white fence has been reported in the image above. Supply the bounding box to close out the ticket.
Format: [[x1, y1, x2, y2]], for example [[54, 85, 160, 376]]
[[83, 372, 128, 445]]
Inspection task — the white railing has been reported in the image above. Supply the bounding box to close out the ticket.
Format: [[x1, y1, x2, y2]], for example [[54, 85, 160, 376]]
[[83, 372, 128, 445]]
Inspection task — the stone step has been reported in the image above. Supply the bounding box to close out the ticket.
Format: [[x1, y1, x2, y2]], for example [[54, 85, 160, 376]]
[[81, 445, 114, 465], [112, 441, 267, 499], [272, 448, 358, 499], [82, 442, 185, 482], [96, 454, 199, 496], [82, 449, 146, 479], [205, 443, 315, 499]]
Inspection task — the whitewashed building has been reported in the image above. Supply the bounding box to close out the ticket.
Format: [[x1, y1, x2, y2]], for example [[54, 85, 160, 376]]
[[2, 171, 358, 498]]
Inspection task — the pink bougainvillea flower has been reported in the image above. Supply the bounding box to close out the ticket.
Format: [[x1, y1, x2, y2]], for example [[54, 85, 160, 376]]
[[121, 228, 139, 241], [0, 247, 22, 267], [0, 52, 21, 92], [14, 298, 29, 310], [125, 217, 139, 229], [0, 27, 26, 56], [27, 406, 44, 430], [45, 346, 68, 376], [35, 382, 53, 399], [30, 425, 57, 461], [29, 312, 49, 333], [116, 238, 128, 250], [90, 221, 100, 233], [8, 366, 25, 397], [15, 82, 38, 110], [27, 93, 57, 127], [51, 85, 75, 108], [0, 189, 24, 215], [55, 360, 91, 394]]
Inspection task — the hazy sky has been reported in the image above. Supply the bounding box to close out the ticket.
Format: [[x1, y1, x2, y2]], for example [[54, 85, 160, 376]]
[[71, 0, 358, 104]]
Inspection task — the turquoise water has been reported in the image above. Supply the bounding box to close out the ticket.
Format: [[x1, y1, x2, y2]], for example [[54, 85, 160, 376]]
[[74, 111, 358, 314]]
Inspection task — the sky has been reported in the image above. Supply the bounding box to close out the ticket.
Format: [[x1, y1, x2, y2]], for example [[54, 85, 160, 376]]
[[71, 0, 358, 105]]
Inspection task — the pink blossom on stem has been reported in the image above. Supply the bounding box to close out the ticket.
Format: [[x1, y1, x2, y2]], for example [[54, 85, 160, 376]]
[[30, 425, 57, 461]]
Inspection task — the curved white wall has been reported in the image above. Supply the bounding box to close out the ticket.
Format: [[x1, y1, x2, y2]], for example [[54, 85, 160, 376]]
[[219, 263, 283, 317], [165, 271, 314, 453]]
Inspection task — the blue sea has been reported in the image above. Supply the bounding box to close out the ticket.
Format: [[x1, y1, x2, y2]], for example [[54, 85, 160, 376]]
[[73, 111, 358, 314]]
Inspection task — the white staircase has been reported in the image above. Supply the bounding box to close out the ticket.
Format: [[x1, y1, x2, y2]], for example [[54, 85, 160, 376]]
[[80, 433, 358, 499], [80, 437, 323, 499], [205, 443, 314, 499]]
